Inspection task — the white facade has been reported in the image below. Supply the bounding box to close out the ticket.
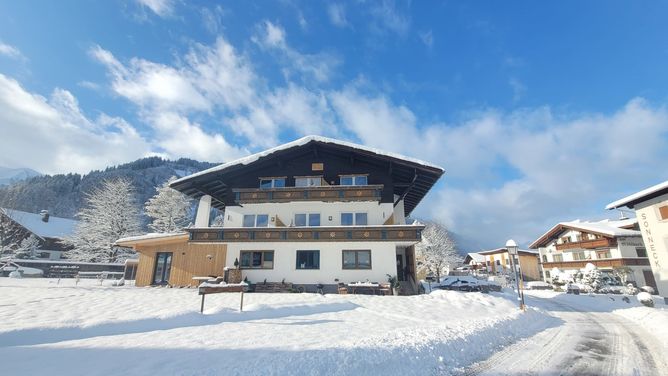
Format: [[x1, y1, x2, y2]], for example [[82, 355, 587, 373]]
[[224, 241, 397, 285]]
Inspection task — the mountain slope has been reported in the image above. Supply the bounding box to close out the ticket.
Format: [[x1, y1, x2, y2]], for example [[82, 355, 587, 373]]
[[0, 167, 41, 186], [0, 157, 216, 219]]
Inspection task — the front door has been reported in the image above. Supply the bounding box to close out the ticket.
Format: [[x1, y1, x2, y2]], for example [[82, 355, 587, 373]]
[[153, 252, 173, 285], [396, 254, 405, 281]]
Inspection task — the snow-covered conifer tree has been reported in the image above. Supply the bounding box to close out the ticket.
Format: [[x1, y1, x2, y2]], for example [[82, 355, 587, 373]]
[[580, 263, 603, 292], [66, 178, 141, 263], [14, 235, 40, 259], [415, 220, 462, 281], [144, 176, 192, 233]]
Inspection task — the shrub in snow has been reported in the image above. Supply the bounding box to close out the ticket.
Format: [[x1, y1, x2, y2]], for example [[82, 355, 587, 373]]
[[640, 286, 655, 295], [624, 284, 639, 295], [579, 263, 603, 293], [637, 292, 654, 307]]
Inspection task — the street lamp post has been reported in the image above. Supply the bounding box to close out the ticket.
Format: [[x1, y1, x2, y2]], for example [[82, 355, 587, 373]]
[[506, 239, 525, 310]]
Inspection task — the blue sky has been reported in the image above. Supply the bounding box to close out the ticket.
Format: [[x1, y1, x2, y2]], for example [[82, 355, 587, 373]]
[[1, 0, 667, 249]]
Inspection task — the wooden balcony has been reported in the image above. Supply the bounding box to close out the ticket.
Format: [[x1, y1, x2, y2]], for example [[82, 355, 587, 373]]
[[188, 225, 423, 243], [233, 185, 384, 204], [541, 258, 649, 269], [555, 237, 615, 251]]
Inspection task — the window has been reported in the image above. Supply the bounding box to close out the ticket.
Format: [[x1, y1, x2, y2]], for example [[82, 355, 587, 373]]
[[296, 250, 320, 269], [505, 258, 510, 265], [295, 213, 320, 227], [636, 247, 647, 258], [341, 212, 367, 226], [243, 214, 269, 227], [544, 270, 551, 279], [496, 260, 501, 266], [240, 251, 274, 269], [153, 252, 173, 285], [295, 176, 322, 187], [342, 250, 371, 269], [542, 255, 548, 263], [340, 175, 368, 186], [597, 251, 611, 259], [572, 251, 586, 261], [259, 178, 285, 189], [553, 254, 563, 262]]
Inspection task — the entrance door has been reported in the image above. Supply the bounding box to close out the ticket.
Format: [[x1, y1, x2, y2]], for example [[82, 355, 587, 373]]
[[643, 270, 659, 294], [396, 254, 405, 281], [153, 252, 173, 285]]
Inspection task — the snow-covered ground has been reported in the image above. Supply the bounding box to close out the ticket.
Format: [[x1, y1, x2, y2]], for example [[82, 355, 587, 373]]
[[0, 278, 555, 376]]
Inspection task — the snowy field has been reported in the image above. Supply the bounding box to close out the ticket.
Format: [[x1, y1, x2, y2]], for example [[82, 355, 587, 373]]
[[0, 278, 557, 376]]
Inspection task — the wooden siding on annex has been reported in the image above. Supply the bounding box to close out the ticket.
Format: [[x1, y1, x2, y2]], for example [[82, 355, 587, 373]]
[[134, 241, 227, 287]]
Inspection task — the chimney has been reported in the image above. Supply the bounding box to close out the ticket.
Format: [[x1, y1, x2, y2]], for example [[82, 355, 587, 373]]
[[40, 210, 50, 223]]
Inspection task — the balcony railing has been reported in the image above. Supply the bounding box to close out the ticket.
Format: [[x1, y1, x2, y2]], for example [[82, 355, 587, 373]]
[[233, 185, 384, 204], [541, 258, 649, 269], [555, 237, 615, 251], [188, 225, 423, 243]]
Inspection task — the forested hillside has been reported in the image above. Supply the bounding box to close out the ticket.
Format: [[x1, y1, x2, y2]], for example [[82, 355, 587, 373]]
[[0, 157, 216, 219]]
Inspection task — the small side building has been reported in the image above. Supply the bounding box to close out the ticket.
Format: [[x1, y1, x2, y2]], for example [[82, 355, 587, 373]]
[[476, 248, 541, 281]]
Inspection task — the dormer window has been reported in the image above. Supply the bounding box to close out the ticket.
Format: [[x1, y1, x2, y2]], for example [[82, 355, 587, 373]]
[[340, 175, 368, 186], [259, 177, 286, 189], [295, 176, 322, 187]]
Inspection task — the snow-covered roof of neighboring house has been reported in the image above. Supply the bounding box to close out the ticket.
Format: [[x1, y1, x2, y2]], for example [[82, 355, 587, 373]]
[[606, 180, 668, 210], [115, 232, 188, 246], [172, 135, 444, 185], [1, 208, 77, 240], [596, 217, 638, 229], [529, 219, 642, 249], [477, 248, 537, 256], [465, 253, 485, 263]]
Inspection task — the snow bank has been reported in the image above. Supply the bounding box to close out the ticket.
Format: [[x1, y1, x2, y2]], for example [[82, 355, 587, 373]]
[[0, 278, 556, 375]]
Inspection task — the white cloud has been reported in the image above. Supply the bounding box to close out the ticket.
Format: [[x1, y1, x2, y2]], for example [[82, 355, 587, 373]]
[[0, 74, 151, 174], [368, 0, 411, 36], [328, 3, 349, 28], [253, 21, 339, 83], [135, 0, 175, 18], [509, 77, 526, 102], [0, 42, 25, 60], [419, 30, 433, 48], [201, 5, 225, 34]]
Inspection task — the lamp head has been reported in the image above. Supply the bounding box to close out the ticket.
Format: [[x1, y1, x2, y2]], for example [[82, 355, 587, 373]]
[[505, 239, 519, 255]]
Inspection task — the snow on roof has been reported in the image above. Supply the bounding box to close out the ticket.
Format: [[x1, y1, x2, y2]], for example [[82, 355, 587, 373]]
[[1, 208, 77, 239], [529, 218, 641, 249], [477, 248, 536, 255], [596, 217, 638, 229], [465, 253, 485, 263], [171, 135, 445, 185], [115, 232, 188, 245], [561, 219, 640, 237], [606, 180, 668, 209]]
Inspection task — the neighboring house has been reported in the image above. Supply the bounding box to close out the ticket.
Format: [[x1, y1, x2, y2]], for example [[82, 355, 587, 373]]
[[475, 248, 541, 281], [0, 208, 76, 260], [116, 136, 444, 293], [529, 218, 654, 289], [463, 252, 485, 270], [607, 180, 668, 297]]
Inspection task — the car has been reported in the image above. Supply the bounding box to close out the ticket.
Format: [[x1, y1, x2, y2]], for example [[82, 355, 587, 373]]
[[439, 277, 483, 292]]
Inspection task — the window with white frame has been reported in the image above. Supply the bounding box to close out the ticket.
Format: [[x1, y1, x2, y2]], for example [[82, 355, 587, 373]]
[[259, 177, 286, 189], [295, 213, 320, 227], [341, 212, 367, 226], [243, 214, 269, 227], [340, 175, 368, 186], [295, 176, 322, 187]]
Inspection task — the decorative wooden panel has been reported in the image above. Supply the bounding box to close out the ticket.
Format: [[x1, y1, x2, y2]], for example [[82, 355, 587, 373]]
[[555, 238, 614, 251], [232, 185, 383, 204]]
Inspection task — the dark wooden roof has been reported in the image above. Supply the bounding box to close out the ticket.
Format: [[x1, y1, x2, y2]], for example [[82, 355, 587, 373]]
[[170, 137, 444, 216]]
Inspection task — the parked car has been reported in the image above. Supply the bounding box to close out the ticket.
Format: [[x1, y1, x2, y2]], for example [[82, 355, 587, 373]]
[[439, 276, 483, 292]]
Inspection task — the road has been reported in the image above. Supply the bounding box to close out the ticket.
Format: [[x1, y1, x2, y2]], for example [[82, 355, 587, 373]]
[[459, 294, 668, 376]]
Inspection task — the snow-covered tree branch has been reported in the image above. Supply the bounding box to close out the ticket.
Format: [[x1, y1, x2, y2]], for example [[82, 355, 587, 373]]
[[144, 176, 192, 233], [414, 220, 462, 281], [66, 178, 141, 263]]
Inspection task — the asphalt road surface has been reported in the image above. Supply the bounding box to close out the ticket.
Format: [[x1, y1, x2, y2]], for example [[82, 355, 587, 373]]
[[459, 295, 668, 376]]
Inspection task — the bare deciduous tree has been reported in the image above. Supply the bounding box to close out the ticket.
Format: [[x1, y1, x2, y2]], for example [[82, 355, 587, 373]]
[[415, 220, 462, 281]]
